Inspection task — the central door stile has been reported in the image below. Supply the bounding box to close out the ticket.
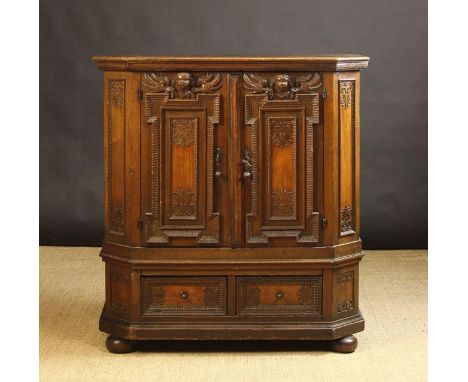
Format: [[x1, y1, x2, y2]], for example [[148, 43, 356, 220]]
[[227, 73, 244, 247]]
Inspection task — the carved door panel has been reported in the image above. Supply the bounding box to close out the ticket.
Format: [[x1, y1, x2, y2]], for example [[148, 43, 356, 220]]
[[241, 72, 323, 246], [141, 72, 225, 246]]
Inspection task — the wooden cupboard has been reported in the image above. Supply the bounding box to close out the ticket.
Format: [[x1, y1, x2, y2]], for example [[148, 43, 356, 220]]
[[93, 55, 369, 353]]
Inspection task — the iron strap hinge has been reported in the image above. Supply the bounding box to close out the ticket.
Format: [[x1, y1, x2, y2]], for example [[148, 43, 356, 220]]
[[321, 217, 328, 228], [137, 217, 144, 230], [138, 212, 153, 230], [321, 88, 327, 100]]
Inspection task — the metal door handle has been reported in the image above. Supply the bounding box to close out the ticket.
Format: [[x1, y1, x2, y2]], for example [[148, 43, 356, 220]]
[[242, 147, 253, 179], [214, 147, 222, 178]]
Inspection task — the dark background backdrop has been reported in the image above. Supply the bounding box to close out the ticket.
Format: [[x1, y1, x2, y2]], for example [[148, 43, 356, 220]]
[[39, 0, 427, 249]]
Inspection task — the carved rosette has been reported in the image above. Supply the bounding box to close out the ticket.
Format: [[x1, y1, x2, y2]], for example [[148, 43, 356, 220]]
[[340, 206, 353, 233], [172, 118, 195, 146], [271, 120, 294, 147], [339, 81, 353, 108], [271, 188, 295, 217]]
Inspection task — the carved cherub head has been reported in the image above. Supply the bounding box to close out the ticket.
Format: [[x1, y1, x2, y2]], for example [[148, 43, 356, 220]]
[[174, 73, 193, 92], [272, 74, 292, 94]]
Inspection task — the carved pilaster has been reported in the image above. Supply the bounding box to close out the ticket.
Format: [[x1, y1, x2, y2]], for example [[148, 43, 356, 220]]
[[107, 78, 126, 237]]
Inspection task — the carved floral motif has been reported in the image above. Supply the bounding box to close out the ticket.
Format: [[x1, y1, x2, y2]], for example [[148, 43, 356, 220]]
[[337, 299, 354, 313], [172, 118, 195, 146], [243, 72, 321, 100], [339, 81, 353, 108], [271, 120, 294, 147], [172, 189, 196, 216], [338, 271, 354, 284], [340, 206, 353, 233], [110, 80, 124, 107], [111, 207, 124, 233], [271, 188, 295, 217]]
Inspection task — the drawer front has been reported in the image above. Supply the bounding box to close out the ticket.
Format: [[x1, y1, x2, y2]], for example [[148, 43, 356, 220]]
[[141, 277, 227, 315], [237, 276, 322, 315]]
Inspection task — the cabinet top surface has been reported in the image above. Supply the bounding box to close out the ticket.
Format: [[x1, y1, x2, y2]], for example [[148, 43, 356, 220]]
[[92, 54, 369, 71]]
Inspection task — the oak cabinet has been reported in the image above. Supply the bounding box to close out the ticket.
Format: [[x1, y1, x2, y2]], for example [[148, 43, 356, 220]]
[[93, 55, 369, 354]]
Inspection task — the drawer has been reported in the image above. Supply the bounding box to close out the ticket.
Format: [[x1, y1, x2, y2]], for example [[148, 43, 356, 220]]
[[237, 276, 322, 315], [141, 277, 227, 315]]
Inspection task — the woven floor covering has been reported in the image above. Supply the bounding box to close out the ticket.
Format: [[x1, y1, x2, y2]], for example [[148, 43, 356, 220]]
[[40, 247, 427, 382]]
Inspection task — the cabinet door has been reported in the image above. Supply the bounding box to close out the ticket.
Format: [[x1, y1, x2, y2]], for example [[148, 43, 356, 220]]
[[241, 72, 323, 246], [141, 72, 225, 246]]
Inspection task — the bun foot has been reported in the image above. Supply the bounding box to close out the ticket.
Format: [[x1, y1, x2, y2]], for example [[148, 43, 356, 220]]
[[105, 336, 135, 353], [329, 335, 358, 353]]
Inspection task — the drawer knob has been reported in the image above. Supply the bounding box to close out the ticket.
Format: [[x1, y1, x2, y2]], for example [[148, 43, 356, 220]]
[[180, 291, 189, 299], [276, 290, 284, 299]]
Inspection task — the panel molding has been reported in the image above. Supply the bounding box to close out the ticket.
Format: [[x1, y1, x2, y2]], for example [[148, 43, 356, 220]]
[[109, 267, 130, 317], [142, 72, 221, 245], [243, 73, 321, 245], [168, 115, 199, 221], [335, 269, 356, 315], [267, 116, 297, 221]]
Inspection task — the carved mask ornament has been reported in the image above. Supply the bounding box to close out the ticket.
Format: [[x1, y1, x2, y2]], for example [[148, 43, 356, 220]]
[[173, 73, 194, 99], [271, 74, 294, 99], [243, 72, 321, 100]]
